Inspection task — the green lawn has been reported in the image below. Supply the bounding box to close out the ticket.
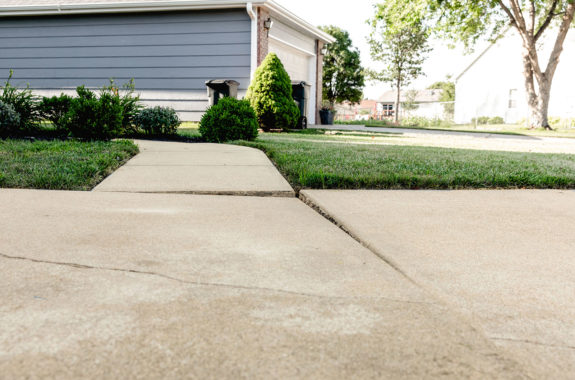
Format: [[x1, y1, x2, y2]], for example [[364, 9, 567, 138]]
[[0, 139, 139, 190], [234, 133, 575, 190]]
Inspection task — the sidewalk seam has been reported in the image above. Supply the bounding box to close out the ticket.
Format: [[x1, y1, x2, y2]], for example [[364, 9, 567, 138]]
[[298, 192, 420, 288]]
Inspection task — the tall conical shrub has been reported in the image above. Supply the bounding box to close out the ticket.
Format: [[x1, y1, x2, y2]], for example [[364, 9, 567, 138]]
[[246, 53, 300, 131]]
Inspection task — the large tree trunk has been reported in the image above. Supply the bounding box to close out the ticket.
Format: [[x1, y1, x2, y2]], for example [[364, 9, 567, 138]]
[[521, 52, 551, 129], [395, 78, 401, 124]]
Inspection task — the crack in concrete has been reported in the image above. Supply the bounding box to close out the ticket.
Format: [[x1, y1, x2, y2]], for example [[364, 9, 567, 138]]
[[298, 192, 421, 288], [491, 336, 575, 351], [0, 252, 433, 306]]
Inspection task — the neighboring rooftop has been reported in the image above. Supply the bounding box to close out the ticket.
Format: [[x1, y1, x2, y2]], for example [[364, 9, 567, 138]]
[[378, 89, 443, 103]]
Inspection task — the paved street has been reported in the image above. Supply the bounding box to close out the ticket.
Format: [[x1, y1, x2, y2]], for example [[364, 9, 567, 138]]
[[309, 124, 575, 154]]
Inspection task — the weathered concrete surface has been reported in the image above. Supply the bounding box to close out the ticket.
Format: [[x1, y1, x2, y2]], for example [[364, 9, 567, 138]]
[[308, 124, 575, 154], [93, 140, 294, 196], [0, 189, 530, 379], [301, 189, 575, 378]]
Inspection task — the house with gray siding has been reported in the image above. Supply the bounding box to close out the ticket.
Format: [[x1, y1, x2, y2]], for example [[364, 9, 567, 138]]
[[0, 0, 334, 122]]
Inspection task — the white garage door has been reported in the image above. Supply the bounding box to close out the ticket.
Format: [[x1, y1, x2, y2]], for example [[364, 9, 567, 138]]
[[269, 39, 311, 83]]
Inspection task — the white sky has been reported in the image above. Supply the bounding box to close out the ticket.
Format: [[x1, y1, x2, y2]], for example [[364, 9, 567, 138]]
[[274, 0, 471, 100]]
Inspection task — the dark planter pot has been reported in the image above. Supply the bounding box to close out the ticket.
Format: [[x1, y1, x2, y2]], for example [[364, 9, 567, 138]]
[[320, 110, 335, 125]]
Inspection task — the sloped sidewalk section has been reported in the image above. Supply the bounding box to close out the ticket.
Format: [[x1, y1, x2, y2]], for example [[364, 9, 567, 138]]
[[301, 189, 575, 379], [93, 140, 294, 197]]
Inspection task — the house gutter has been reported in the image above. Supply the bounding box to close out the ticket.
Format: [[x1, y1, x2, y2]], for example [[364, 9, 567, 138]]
[[0, 0, 334, 44], [0, 1, 266, 17], [246, 2, 258, 79]]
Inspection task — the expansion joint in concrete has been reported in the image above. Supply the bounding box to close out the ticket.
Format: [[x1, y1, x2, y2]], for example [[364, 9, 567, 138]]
[[297, 192, 420, 288]]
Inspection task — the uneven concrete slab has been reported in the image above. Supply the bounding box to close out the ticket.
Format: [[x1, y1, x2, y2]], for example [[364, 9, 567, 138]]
[[93, 141, 294, 196], [301, 189, 575, 378], [0, 189, 530, 379]]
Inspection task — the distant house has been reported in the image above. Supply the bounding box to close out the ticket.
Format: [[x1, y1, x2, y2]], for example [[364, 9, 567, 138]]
[[378, 89, 444, 119], [335, 100, 378, 121], [0, 0, 334, 122], [455, 29, 575, 124]]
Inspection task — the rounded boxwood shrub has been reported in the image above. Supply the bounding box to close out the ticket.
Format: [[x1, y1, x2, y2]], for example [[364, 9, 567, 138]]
[[199, 97, 258, 143], [135, 106, 181, 135], [0, 100, 21, 137], [245, 53, 300, 131]]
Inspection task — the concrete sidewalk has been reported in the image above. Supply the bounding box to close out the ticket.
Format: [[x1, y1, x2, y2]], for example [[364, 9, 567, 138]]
[[0, 190, 530, 379], [93, 140, 294, 196], [302, 189, 575, 379]]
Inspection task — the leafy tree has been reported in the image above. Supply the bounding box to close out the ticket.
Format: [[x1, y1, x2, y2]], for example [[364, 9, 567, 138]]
[[246, 53, 299, 131], [368, 9, 430, 124], [319, 26, 365, 107], [428, 78, 455, 118], [376, 0, 575, 129]]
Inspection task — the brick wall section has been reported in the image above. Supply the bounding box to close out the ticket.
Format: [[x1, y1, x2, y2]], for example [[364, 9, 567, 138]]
[[257, 7, 270, 65], [316, 40, 325, 124]]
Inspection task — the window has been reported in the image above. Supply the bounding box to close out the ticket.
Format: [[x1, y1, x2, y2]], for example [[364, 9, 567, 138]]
[[382, 104, 394, 117], [509, 89, 518, 109]]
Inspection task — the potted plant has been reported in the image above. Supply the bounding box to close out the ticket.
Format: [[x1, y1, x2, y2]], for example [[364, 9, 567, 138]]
[[319, 101, 336, 125]]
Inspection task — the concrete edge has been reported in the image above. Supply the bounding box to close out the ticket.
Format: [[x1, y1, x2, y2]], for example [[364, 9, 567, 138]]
[[93, 189, 296, 198]]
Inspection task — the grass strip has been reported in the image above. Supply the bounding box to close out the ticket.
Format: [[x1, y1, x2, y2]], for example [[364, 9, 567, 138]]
[[234, 137, 575, 190], [0, 139, 139, 191]]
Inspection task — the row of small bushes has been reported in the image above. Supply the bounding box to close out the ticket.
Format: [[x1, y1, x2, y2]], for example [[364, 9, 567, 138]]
[[470, 116, 505, 125], [1, 72, 180, 140], [3, 52, 300, 143]]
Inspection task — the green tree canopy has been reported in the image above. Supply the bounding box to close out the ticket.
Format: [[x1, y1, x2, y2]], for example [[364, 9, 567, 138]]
[[319, 26, 365, 107], [368, 6, 430, 123]]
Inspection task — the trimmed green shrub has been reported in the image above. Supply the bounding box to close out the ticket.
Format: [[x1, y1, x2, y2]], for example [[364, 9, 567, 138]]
[[245, 53, 300, 131], [66, 86, 124, 140], [103, 79, 142, 133], [199, 97, 258, 142], [0, 100, 21, 137], [135, 106, 181, 135], [488, 116, 505, 124], [402, 116, 452, 128], [39, 94, 73, 132], [1, 70, 40, 134]]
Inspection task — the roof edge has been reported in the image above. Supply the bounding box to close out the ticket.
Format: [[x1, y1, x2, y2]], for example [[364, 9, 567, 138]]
[[0, 0, 335, 43]]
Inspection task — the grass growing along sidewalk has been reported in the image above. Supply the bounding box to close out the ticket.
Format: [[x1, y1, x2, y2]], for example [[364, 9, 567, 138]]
[[234, 134, 575, 190], [0, 139, 138, 190]]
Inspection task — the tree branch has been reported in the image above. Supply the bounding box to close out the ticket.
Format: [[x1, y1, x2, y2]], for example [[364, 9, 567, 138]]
[[529, 0, 536, 36], [497, 0, 519, 28], [544, 1, 575, 80], [534, 0, 560, 41]]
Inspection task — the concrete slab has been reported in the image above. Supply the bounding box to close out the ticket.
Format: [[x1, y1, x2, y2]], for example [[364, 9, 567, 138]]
[[94, 140, 294, 196], [301, 189, 575, 378], [0, 189, 530, 378]]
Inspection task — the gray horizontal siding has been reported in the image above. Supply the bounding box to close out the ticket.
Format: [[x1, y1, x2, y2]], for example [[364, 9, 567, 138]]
[[0, 9, 252, 121]]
